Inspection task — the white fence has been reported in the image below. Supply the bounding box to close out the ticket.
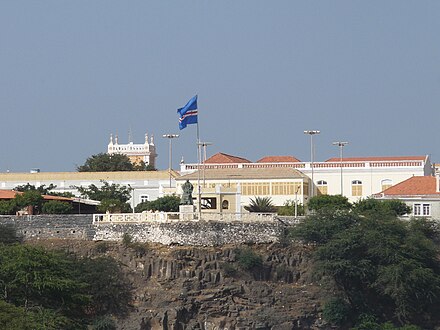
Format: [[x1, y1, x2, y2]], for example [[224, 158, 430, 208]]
[[92, 212, 277, 224]]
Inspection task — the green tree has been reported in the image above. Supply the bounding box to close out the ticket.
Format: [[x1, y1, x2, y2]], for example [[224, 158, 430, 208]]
[[77, 153, 135, 172], [134, 195, 180, 213], [244, 197, 276, 213], [75, 257, 132, 317], [290, 211, 440, 327], [307, 194, 351, 212], [0, 200, 18, 215], [75, 181, 132, 213], [14, 183, 56, 195], [353, 198, 411, 216], [42, 200, 74, 214], [14, 190, 44, 214]]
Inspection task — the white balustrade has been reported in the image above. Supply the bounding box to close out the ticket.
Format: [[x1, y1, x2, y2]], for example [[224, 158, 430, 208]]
[[92, 212, 276, 224]]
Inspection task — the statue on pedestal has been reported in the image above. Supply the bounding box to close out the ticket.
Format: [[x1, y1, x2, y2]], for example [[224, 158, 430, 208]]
[[181, 180, 194, 205]]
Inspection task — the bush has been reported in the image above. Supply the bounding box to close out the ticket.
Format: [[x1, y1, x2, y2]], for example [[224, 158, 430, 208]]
[[277, 200, 305, 216], [0, 225, 22, 244], [42, 200, 73, 214], [235, 247, 263, 271], [322, 297, 351, 326], [0, 200, 18, 215], [91, 315, 116, 330], [122, 233, 132, 247]]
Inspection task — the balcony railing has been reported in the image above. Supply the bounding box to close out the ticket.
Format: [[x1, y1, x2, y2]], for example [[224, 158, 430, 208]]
[[92, 212, 276, 223]]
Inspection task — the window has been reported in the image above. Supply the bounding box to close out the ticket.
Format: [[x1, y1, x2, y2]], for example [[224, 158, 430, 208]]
[[201, 197, 217, 209], [241, 183, 270, 196], [317, 180, 328, 195], [271, 182, 301, 195], [381, 179, 393, 191], [414, 203, 431, 216], [139, 195, 149, 203], [351, 180, 363, 197]]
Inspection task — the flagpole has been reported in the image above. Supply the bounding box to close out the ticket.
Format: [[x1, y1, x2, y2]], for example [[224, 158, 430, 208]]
[[196, 110, 202, 221]]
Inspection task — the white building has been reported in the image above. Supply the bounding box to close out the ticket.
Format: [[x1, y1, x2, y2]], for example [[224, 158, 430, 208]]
[[374, 175, 440, 219], [0, 171, 176, 209], [108, 133, 157, 169], [176, 167, 308, 213], [181, 153, 433, 203]]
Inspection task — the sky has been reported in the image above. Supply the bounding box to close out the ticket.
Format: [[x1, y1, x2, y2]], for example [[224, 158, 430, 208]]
[[1, 1, 439, 172]]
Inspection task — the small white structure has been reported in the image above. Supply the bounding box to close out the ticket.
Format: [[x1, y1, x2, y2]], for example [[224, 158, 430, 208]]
[[108, 133, 157, 169]]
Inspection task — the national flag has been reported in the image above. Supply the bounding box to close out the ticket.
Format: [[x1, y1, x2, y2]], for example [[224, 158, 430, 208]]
[[177, 95, 198, 130]]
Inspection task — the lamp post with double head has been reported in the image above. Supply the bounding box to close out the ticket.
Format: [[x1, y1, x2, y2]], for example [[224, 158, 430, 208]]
[[332, 141, 348, 196], [304, 130, 320, 198], [162, 134, 179, 188]]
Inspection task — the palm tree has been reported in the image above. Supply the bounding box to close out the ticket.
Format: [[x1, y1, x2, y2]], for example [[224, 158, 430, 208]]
[[244, 197, 276, 213]]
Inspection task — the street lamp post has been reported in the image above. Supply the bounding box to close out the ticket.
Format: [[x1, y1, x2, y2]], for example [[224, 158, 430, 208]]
[[197, 141, 212, 187], [332, 141, 348, 196], [162, 134, 179, 188], [304, 130, 320, 198]]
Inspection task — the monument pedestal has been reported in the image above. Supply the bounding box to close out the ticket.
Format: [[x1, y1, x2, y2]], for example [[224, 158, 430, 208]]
[[179, 205, 196, 221]]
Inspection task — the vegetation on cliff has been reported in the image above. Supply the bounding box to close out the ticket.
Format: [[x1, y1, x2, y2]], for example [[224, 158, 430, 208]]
[[290, 202, 440, 329], [0, 225, 131, 330]]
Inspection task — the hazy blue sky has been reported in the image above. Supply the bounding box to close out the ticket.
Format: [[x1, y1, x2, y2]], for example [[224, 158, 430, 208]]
[[1, 1, 439, 172]]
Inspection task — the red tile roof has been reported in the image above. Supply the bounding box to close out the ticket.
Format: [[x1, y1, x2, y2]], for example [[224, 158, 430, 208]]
[[0, 190, 73, 201], [381, 176, 440, 196], [325, 156, 427, 162], [204, 153, 251, 164], [257, 156, 301, 163]]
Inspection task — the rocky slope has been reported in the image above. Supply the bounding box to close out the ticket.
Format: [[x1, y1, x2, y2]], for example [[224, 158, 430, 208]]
[[30, 239, 327, 330]]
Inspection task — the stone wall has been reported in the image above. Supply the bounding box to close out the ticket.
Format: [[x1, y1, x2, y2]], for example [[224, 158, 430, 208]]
[[0, 215, 289, 246], [94, 221, 285, 246], [0, 215, 95, 240]]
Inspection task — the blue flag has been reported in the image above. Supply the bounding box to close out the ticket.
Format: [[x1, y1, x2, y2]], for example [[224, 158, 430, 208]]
[[177, 95, 198, 130]]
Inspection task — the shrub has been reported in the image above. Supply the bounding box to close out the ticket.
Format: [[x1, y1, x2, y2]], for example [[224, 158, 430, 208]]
[[91, 315, 116, 330], [322, 297, 351, 326], [235, 247, 263, 270], [122, 233, 132, 247]]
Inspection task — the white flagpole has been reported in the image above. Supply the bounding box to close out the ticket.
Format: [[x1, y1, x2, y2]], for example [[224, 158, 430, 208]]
[[196, 107, 202, 221]]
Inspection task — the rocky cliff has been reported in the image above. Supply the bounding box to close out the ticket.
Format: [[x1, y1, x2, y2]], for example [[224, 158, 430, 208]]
[[31, 239, 326, 330]]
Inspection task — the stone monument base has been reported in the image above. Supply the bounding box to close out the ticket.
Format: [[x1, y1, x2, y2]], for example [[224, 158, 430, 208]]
[[179, 205, 196, 221]]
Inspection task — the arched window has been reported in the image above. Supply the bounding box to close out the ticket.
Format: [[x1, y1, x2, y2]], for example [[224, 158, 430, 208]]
[[222, 200, 229, 210], [317, 180, 328, 195], [381, 179, 393, 191], [351, 180, 362, 197]]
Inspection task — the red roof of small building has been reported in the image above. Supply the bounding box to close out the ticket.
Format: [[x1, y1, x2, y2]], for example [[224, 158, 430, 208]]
[[381, 176, 440, 196], [204, 153, 251, 164], [256, 156, 301, 163], [0, 190, 73, 201], [325, 156, 427, 162]]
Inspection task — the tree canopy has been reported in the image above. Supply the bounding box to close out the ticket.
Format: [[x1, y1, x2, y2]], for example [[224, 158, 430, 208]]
[[75, 180, 132, 213], [134, 195, 180, 213], [77, 153, 155, 172], [307, 194, 352, 212], [289, 209, 440, 328], [0, 226, 131, 329]]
